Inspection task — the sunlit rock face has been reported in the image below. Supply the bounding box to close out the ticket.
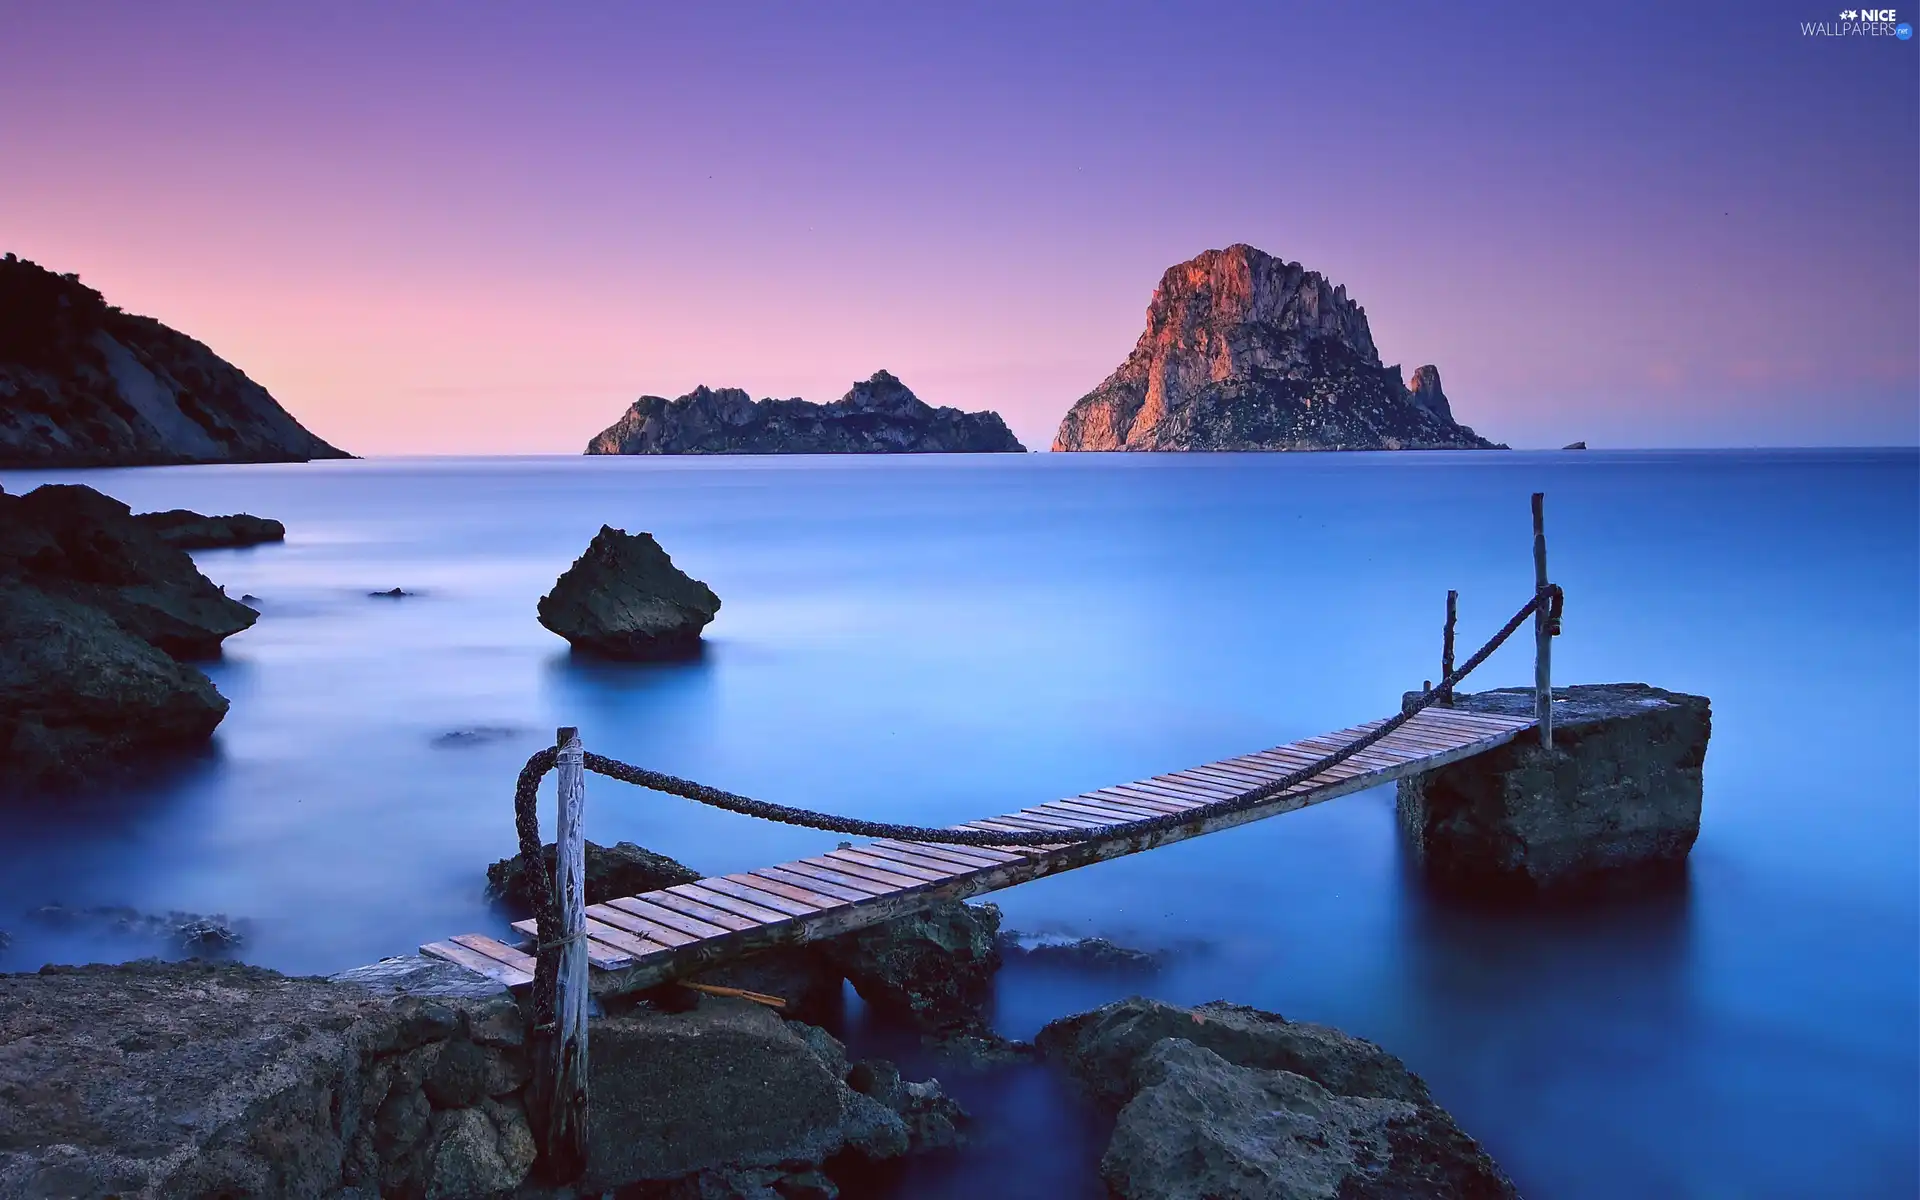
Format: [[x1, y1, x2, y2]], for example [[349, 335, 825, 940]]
[[1052, 244, 1501, 452]]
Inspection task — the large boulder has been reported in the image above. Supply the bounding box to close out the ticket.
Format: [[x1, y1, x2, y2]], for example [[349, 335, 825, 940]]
[[537, 526, 721, 659], [1397, 683, 1711, 895], [484, 839, 704, 913], [0, 582, 228, 789], [823, 900, 1002, 1033], [133, 508, 286, 550], [0, 960, 535, 1199], [0, 483, 258, 659], [1038, 997, 1516, 1200], [585, 996, 963, 1193]]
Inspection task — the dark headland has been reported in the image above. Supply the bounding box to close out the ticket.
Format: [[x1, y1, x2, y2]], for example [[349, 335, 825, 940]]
[[1053, 243, 1503, 452], [0, 253, 349, 467]]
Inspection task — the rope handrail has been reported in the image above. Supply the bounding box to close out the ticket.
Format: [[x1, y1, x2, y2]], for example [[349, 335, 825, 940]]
[[509, 585, 1559, 1020]]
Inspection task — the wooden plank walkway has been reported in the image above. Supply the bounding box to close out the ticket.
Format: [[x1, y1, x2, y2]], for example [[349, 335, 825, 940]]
[[422, 705, 1535, 996]]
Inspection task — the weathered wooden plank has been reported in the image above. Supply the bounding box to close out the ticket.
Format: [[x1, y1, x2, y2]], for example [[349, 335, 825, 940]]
[[855, 842, 989, 878], [670, 883, 789, 925], [642, 889, 763, 931], [827, 848, 952, 883], [870, 839, 1019, 869], [701, 875, 836, 917], [1097, 783, 1208, 811], [511, 916, 649, 967], [750, 866, 877, 904], [424, 938, 535, 987], [1045, 796, 1166, 822], [585, 903, 701, 947], [604, 896, 733, 939], [768, 860, 897, 897], [800, 854, 924, 891], [728, 872, 851, 911]]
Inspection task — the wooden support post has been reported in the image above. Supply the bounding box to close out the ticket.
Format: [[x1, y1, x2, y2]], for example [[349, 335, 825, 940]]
[[546, 727, 590, 1178], [1441, 590, 1458, 706], [1531, 494, 1552, 749]]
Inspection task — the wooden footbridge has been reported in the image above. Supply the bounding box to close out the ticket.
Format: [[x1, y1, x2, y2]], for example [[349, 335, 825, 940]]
[[421, 703, 1536, 993], [420, 494, 1566, 1179]]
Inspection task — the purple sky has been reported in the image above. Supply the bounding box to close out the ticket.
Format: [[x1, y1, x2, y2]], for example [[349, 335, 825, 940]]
[[4, 1, 1915, 452]]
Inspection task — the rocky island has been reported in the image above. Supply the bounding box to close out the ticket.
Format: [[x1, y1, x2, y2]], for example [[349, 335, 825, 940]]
[[585, 369, 1025, 454], [1052, 244, 1503, 452], [0, 253, 348, 467]]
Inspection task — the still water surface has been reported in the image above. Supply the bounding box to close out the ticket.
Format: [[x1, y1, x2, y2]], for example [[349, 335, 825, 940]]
[[1, 450, 1914, 1198]]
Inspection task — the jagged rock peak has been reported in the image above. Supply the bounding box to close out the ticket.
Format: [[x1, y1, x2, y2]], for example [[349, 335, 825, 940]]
[[1406, 364, 1452, 421], [1051, 243, 1502, 452], [585, 370, 1025, 455], [0, 253, 349, 467]]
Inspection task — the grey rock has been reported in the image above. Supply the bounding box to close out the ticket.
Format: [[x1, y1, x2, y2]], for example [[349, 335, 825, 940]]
[[1052, 244, 1503, 452], [537, 526, 722, 659], [846, 1059, 968, 1152], [691, 945, 846, 1027], [1397, 684, 1711, 894], [0, 253, 350, 467], [1563, 440, 1588, 450], [22, 904, 247, 956], [330, 953, 512, 1000], [1102, 1038, 1518, 1200], [369, 586, 413, 598], [1036, 996, 1432, 1113], [424, 1104, 532, 1199], [132, 508, 286, 550], [584, 997, 925, 1191], [485, 838, 704, 913], [823, 901, 1002, 1033], [1000, 933, 1164, 975], [586, 369, 1024, 455]]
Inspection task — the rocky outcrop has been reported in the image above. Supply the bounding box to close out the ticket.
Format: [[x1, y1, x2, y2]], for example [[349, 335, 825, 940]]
[[585, 370, 1025, 455], [1563, 441, 1587, 450], [0, 254, 349, 466], [1051, 244, 1502, 452], [537, 526, 721, 659], [0, 483, 262, 788], [484, 840, 703, 913], [824, 900, 1003, 1034], [1397, 684, 1711, 895], [1037, 997, 1518, 1200], [999, 932, 1164, 975], [133, 509, 286, 550]]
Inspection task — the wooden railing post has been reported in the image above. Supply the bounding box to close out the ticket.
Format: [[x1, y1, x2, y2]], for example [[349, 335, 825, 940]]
[[546, 727, 590, 1178], [1531, 494, 1552, 749], [1440, 590, 1458, 706]]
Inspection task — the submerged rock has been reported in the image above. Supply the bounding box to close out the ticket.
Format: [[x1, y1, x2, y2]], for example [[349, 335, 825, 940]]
[[1397, 683, 1711, 895], [369, 586, 413, 598], [1000, 932, 1165, 975], [1038, 996, 1517, 1200], [484, 839, 704, 912], [1563, 440, 1588, 450], [537, 525, 721, 659], [824, 900, 1003, 1034], [23, 904, 247, 955], [132, 508, 285, 550]]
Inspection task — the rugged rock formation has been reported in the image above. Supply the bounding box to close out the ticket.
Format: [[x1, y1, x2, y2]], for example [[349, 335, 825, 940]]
[[1563, 440, 1588, 450], [999, 932, 1164, 975], [585, 370, 1025, 454], [0, 483, 262, 788], [537, 525, 721, 659], [1051, 245, 1502, 452], [133, 509, 285, 550], [0, 254, 349, 466], [824, 900, 1004, 1034], [0, 960, 967, 1198], [1038, 997, 1518, 1199], [1397, 683, 1711, 895], [484, 839, 703, 913]]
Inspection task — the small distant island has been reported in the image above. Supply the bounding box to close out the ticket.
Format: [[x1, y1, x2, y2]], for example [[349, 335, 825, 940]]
[[0, 254, 349, 467], [1053, 244, 1503, 452], [585, 370, 1025, 455]]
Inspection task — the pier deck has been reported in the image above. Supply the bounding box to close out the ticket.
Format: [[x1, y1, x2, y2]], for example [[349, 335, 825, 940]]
[[422, 704, 1534, 995]]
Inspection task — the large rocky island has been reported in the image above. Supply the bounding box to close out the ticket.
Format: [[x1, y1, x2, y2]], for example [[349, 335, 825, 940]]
[[1052, 244, 1502, 452], [0, 253, 348, 467], [585, 369, 1025, 454]]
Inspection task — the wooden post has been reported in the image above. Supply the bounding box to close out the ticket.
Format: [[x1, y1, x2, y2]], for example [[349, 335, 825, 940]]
[[1441, 590, 1458, 706], [1531, 494, 1552, 749], [546, 727, 590, 1178]]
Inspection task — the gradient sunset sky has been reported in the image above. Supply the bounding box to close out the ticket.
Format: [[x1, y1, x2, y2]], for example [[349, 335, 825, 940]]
[[4, 1, 1915, 454]]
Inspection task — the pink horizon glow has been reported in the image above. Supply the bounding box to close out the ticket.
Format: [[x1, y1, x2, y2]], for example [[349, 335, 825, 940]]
[[4, 2, 1915, 455]]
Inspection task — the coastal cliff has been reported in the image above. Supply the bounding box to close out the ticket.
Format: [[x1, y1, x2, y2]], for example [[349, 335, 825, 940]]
[[0, 254, 348, 467], [1052, 244, 1501, 452], [585, 370, 1024, 454]]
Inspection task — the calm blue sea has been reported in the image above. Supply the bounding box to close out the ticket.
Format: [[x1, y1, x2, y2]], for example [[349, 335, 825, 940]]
[[1, 450, 1914, 1199]]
